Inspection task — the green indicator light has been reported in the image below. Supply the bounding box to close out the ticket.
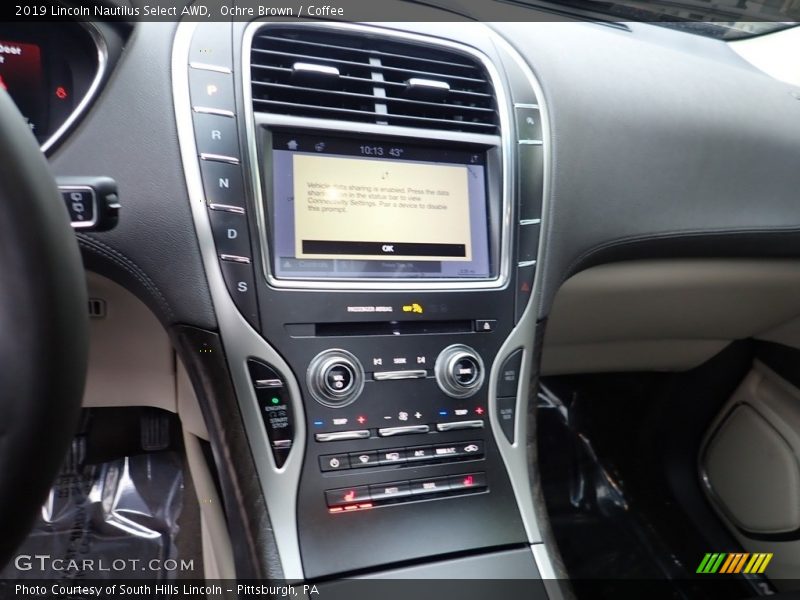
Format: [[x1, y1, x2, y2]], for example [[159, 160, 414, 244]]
[[271, 397, 280, 405]]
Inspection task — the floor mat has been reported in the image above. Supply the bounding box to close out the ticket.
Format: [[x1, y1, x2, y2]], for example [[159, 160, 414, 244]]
[[1, 439, 186, 583]]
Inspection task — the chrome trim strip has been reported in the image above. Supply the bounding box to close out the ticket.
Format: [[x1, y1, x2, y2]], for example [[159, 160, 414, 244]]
[[293, 62, 340, 76], [254, 378, 283, 389], [518, 139, 543, 145], [254, 113, 500, 145], [378, 425, 431, 437], [406, 77, 451, 91], [40, 22, 108, 154], [193, 106, 236, 118], [173, 21, 307, 581], [315, 430, 370, 442], [520, 218, 541, 226], [209, 203, 246, 214], [200, 152, 240, 164], [518, 259, 537, 268], [373, 369, 427, 381], [436, 420, 484, 432], [514, 103, 540, 109], [242, 22, 514, 291], [531, 544, 557, 579], [484, 29, 554, 549], [532, 544, 567, 600], [190, 61, 233, 74], [219, 254, 251, 264]]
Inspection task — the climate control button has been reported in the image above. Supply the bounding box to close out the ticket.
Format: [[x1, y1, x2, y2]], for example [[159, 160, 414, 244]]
[[434, 344, 485, 398], [307, 349, 365, 408]]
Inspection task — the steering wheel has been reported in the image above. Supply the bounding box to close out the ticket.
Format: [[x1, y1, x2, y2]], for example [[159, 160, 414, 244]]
[[0, 89, 89, 566]]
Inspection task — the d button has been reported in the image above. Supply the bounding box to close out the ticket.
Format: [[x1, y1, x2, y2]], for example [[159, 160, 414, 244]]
[[208, 208, 251, 257]]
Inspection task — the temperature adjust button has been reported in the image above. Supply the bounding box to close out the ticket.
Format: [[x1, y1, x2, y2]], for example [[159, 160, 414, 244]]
[[307, 349, 365, 408], [434, 344, 485, 399], [325, 363, 354, 394]]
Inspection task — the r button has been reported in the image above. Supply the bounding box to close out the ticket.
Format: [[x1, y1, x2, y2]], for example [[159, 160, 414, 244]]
[[194, 112, 240, 159]]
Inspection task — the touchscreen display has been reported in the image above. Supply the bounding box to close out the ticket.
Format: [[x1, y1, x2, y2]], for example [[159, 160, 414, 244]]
[[270, 133, 491, 280]]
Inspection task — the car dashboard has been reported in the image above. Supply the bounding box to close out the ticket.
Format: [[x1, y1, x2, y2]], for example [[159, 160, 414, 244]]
[[7, 2, 800, 591]]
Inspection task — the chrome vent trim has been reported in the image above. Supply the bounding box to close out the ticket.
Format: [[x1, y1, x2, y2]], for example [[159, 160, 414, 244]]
[[249, 27, 499, 134]]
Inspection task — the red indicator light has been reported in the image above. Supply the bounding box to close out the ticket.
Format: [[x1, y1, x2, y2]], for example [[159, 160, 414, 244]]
[[343, 490, 356, 502], [463, 475, 475, 487], [330, 502, 373, 514], [520, 281, 531, 293], [356, 415, 367, 424], [55, 86, 69, 100], [475, 407, 485, 416], [0, 75, 6, 91]]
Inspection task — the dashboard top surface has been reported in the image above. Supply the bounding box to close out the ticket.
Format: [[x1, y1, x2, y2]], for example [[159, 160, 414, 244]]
[[38, 14, 800, 328]]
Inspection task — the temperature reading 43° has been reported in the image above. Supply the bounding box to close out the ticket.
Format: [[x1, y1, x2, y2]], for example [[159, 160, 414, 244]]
[[389, 147, 404, 158]]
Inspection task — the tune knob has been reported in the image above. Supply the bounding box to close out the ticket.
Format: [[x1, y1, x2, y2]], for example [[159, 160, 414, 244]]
[[435, 344, 485, 399], [306, 349, 365, 408]]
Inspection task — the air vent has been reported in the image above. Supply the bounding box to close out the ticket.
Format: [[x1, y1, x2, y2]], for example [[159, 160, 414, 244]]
[[250, 28, 499, 135]]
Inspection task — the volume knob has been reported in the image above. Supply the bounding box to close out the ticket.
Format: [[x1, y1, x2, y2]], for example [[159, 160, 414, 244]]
[[307, 349, 365, 408], [435, 344, 485, 399]]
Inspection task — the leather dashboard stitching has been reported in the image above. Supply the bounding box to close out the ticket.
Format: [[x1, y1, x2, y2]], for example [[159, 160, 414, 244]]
[[77, 234, 176, 321], [560, 226, 800, 285]]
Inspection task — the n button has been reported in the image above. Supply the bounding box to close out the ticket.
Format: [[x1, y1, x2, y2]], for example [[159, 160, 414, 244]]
[[200, 160, 245, 209]]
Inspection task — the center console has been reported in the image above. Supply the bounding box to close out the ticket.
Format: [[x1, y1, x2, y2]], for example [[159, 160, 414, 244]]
[[174, 18, 550, 582]]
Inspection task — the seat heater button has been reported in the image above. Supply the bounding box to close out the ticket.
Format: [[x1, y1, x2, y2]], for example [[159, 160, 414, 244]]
[[447, 472, 487, 492], [326, 486, 370, 507]]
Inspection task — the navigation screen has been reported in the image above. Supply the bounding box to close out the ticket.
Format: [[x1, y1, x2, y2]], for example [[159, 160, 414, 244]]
[[271, 133, 491, 280]]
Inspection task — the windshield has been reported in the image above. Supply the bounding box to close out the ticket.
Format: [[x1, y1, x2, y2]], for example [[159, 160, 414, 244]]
[[526, 0, 798, 39]]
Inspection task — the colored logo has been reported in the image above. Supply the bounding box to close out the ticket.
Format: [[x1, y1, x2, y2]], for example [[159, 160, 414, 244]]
[[696, 553, 772, 574], [402, 303, 424, 314]]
